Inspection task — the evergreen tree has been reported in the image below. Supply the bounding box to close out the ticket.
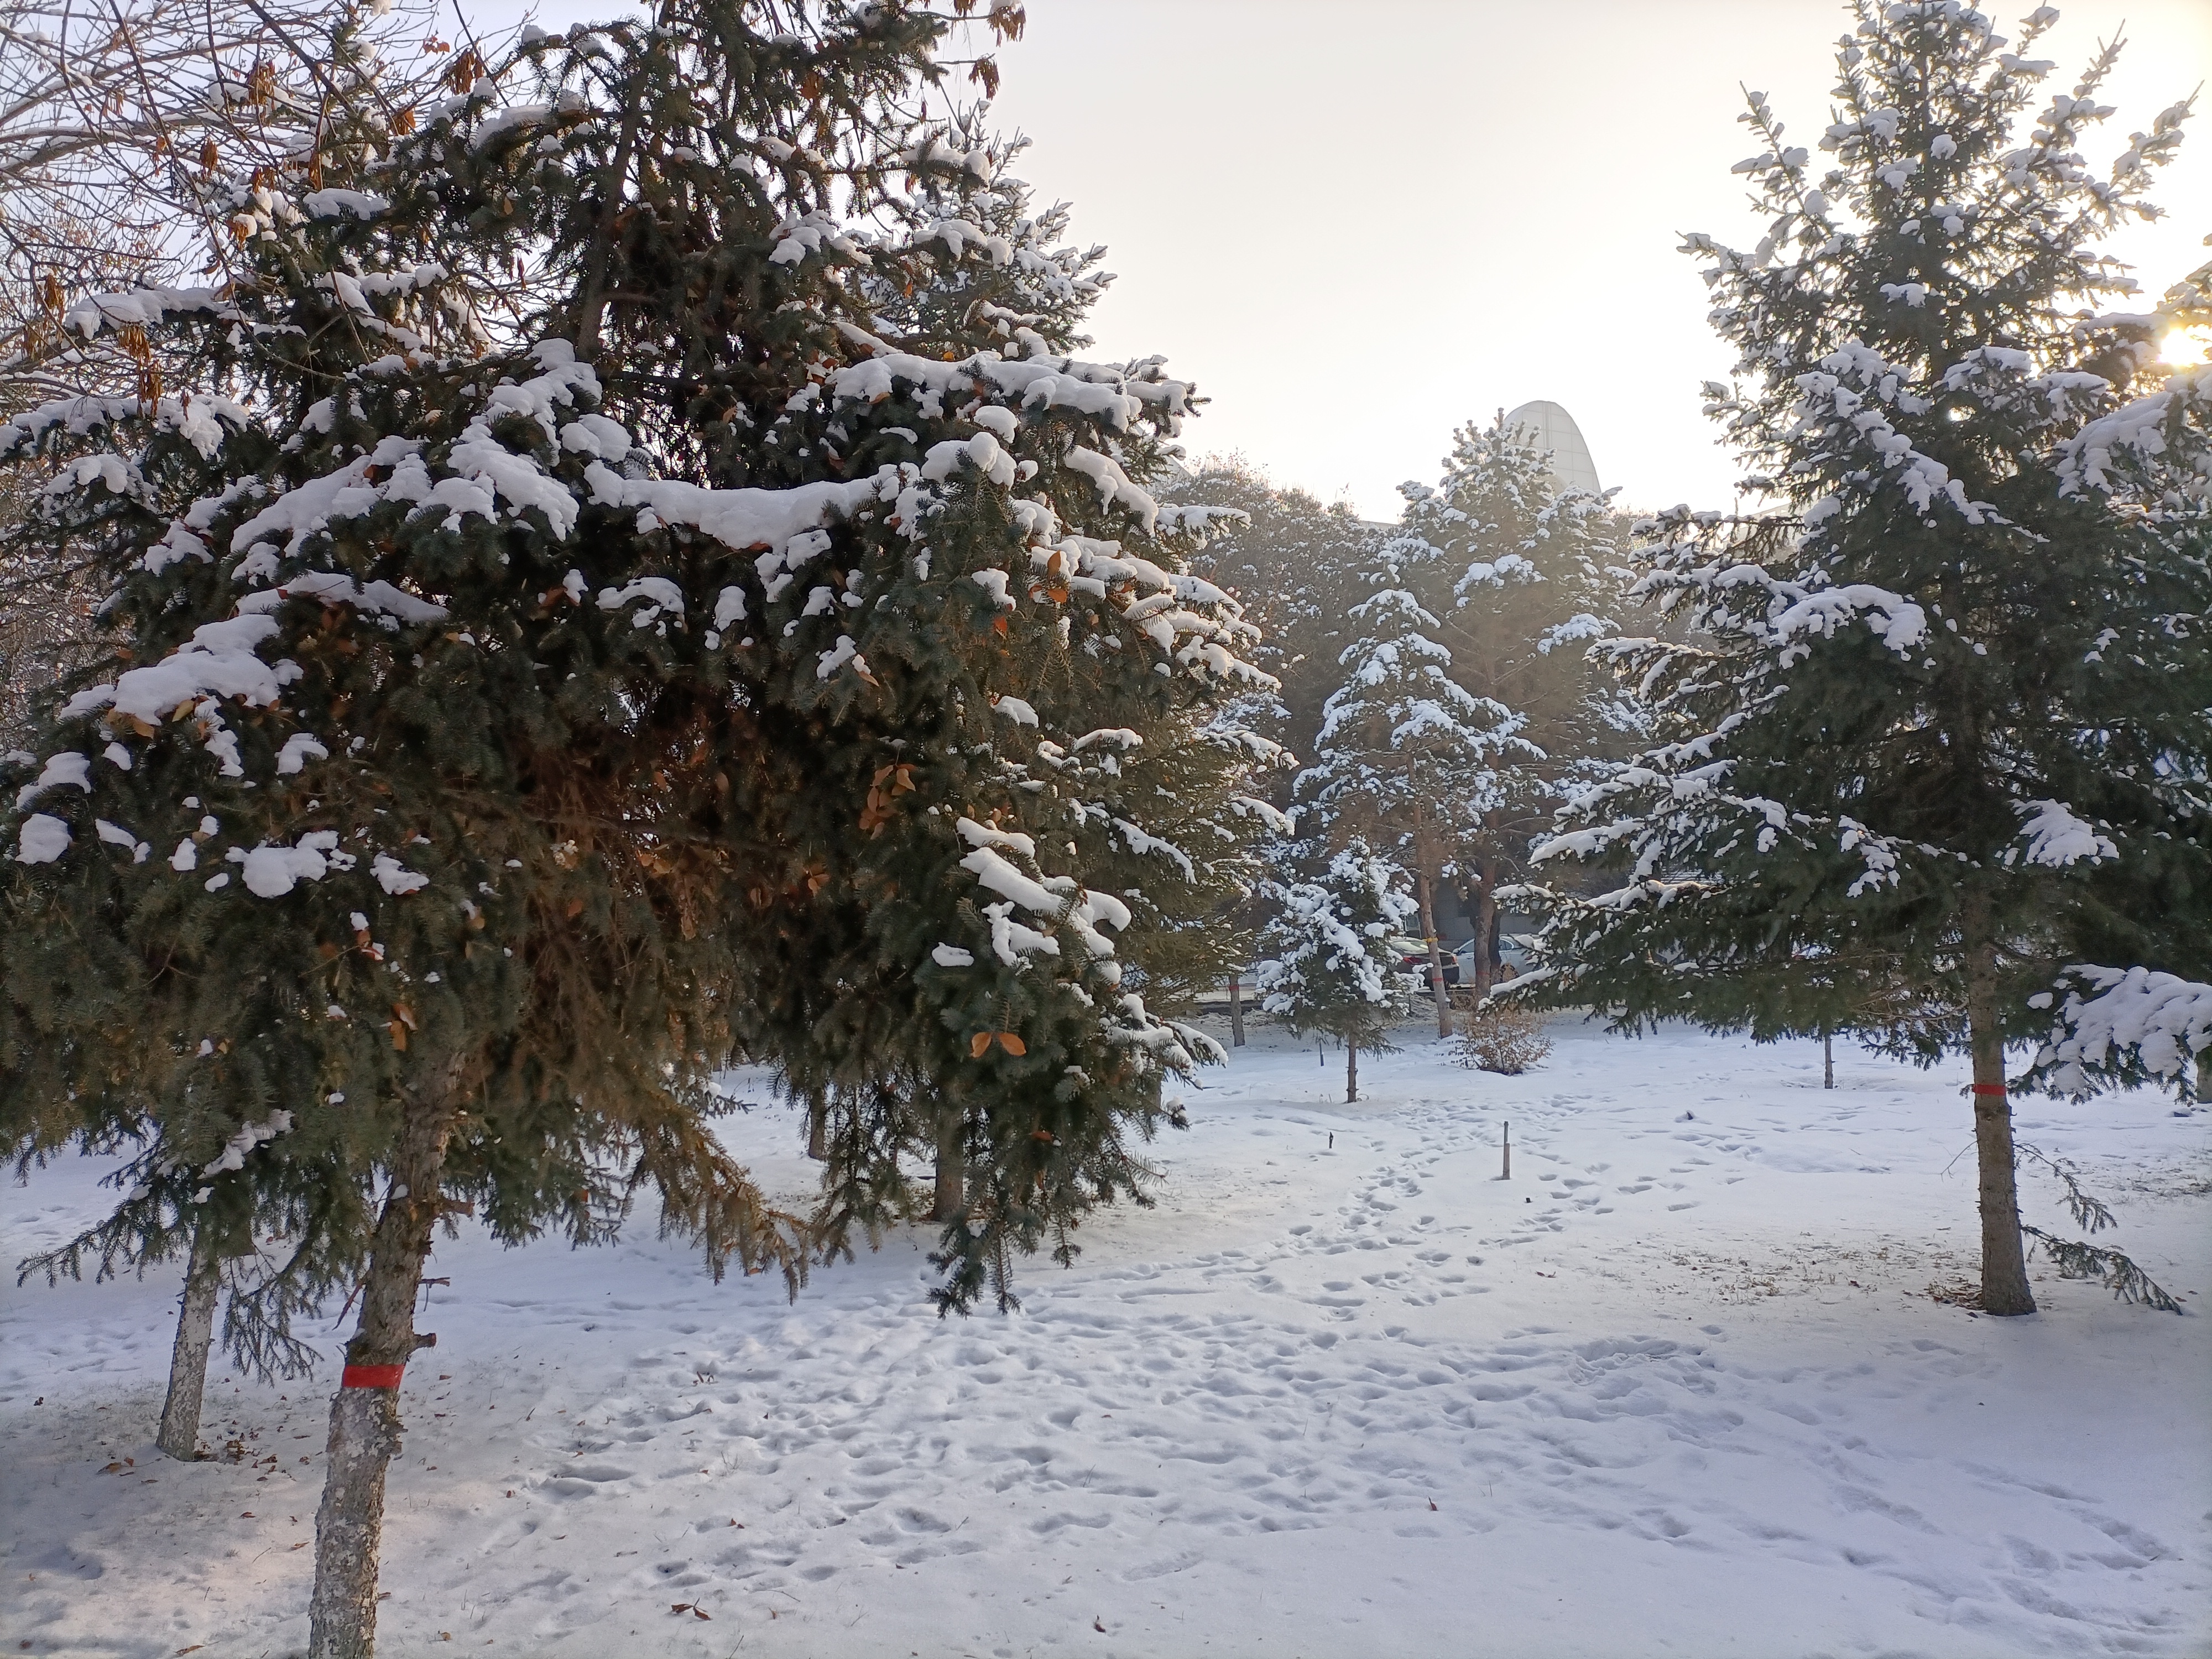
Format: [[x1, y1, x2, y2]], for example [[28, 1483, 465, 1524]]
[[1512, 1, 2203, 1317], [1397, 413, 1630, 994], [0, 19, 804, 1652], [1296, 542, 1536, 1032], [2025, 245, 2212, 1099], [1255, 838, 1416, 1102], [453, 10, 1273, 1307], [6, 4, 1276, 1646], [1107, 718, 1293, 1020], [1177, 457, 1380, 771]]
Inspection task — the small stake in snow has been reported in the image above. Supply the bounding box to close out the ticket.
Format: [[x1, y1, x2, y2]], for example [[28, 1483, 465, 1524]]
[[1501, 1120, 1511, 1181]]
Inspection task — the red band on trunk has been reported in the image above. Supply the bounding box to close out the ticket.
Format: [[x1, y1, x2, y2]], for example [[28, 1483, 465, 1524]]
[[340, 1364, 405, 1390], [1969, 1083, 2008, 1096]]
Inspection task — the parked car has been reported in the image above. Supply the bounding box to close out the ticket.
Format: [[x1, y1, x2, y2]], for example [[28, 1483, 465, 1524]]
[[1392, 936, 1463, 986], [1394, 935, 1532, 989]]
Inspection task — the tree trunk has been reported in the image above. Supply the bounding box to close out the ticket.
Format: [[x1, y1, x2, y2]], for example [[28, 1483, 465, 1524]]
[[1470, 857, 1499, 1005], [1228, 972, 1245, 1048], [1823, 1030, 1835, 1091], [1416, 869, 1451, 1039], [1345, 1040, 1358, 1104], [308, 1062, 465, 1659], [2197, 1048, 2210, 1105], [155, 1222, 221, 1460], [931, 1109, 963, 1223], [806, 1097, 828, 1162], [1962, 894, 2034, 1316]]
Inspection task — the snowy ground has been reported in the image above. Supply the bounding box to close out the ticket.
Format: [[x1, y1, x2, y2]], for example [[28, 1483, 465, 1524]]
[[4, 1017, 2209, 1659]]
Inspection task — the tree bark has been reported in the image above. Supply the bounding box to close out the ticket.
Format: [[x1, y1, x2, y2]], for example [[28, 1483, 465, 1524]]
[[1823, 1030, 1835, 1091], [806, 1097, 828, 1162], [308, 1061, 465, 1659], [1470, 857, 1499, 1005], [1228, 972, 1245, 1048], [155, 1222, 221, 1460], [1416, 869, 1451, 1038], [1962, 892, 2034, 1316], [931, 1108, 963, 1223], [1346, 1040, 1358, 1104]]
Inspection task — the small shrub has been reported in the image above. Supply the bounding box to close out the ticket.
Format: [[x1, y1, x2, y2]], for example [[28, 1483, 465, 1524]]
[[1453, 999, 1552, 1074]]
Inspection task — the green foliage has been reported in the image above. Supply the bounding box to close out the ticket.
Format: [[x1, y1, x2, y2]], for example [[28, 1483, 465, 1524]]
[[4, 0, 1282, 1328], [1255, 838, 1416, 1052], [1513, 3, 2211, 1058], [1397, 414, 1634, 894], [2015, 1144, 2182, 1313]]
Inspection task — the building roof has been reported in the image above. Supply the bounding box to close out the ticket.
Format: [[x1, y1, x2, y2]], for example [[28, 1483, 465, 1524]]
[[1503, 400, 1602, 497]]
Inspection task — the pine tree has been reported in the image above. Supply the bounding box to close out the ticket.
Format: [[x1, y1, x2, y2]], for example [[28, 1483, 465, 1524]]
[[0, 19, 805, 1652], [1297, 541, 1536, 1032], [1255, 838, 1417, 1102], [454, 10, 1274, 1308], [7, 5, 1278, 1646], [2025, 246, 2212, 1098], [1177, 458, 1380, 769], [1397, 414, 1630, 995], [1513, 2, 2203, 1316]]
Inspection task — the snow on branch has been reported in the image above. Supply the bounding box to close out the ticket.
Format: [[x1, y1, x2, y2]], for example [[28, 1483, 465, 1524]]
[[2029, 964, 2212, 1098], [2007, 800, 2116, 868], [955, 816, 1130, 965], [2058, 364, 2210, 497], [61, 285, 238, 338]]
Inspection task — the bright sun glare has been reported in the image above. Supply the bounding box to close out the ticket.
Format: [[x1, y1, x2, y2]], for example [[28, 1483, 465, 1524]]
[[2160, 327, 2211, 368]]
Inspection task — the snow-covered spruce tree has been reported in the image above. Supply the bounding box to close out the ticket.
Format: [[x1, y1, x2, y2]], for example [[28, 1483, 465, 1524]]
[[1256, 838, 1417, 1102], [0, 4, 477, 1464], [2, 51, 810, 1659], [1103, 719, 1294, 1020], [456, 7, 1272, 1309], [1177, 458, 1381, 774], [0, 10, 431, 1470], [1297, 540, 1537, 1033], [2021, 244, 2212, 1105], [1511, 2, 2203, 1316], [1397, 413, 1630, 994]]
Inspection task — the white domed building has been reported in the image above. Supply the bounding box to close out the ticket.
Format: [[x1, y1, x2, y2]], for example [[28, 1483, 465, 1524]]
[[1503, 399, 1602, 498]]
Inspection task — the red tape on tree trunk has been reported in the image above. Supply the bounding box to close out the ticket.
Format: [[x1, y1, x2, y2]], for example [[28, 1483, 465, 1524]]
[[1969, 1083, 2008, 1095], [340, 1364, 405, 1390]]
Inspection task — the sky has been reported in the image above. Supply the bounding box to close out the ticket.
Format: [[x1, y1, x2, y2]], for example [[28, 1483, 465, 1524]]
[[490, 1, 2212, 519]]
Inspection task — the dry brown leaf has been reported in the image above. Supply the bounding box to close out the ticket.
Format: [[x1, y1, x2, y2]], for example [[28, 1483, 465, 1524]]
[[998, 1031, 1027, 1056], [969, 1032, 993, 1058]]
